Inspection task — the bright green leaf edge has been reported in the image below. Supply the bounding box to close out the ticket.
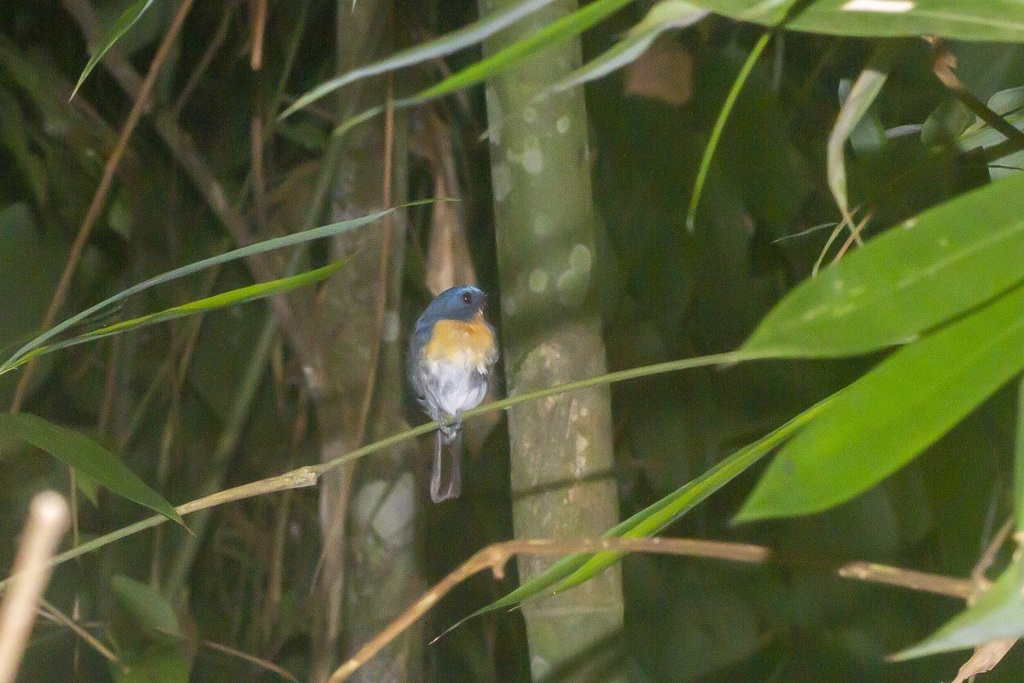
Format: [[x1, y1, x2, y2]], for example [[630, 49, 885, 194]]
[[7, 261, 345, 374], [0, 412, 182, 525], [893, 557, 1024, 660], [71, 0, 156, 101], [743, 171, 1024, 358], [737, 283, 1024, 522]]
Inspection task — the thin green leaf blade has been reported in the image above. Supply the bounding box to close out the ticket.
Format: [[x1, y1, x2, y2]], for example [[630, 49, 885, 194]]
[[1, 208, 399, 375], [552, 397, 830, 591], [281, 0, 559, 118], [330, 0, 632, 133], [466, 398, 830, 618], [743, 172, 1024, 357], [737, 284, 1024, 523], [0, 413, 182, 525], [892, 558, 1024, 660], [7, 261, 345, 372], [71, 0, 156, 100]]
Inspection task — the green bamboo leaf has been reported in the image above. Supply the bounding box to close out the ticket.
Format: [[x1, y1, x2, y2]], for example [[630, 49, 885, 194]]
[[892, 557, 1024, 660], [691, 0, 1024, 42], [71, 0, 157, 101], [545, 0, 709, 96], [461, 398, 830, 620], [0, 413, 182, 525], [742, 172, 1024, 357], [6, 261, 344, 373], [736, 284, 1024, 523], [410, 0, 631, 101], [330, 0, 632, 134], [1017, 375, 1024, 527], [0, 207, 399, 375], [280, 0, 560, 118]]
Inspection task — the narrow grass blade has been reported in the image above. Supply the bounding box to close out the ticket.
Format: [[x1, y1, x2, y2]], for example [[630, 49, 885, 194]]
[[71, 0, 156, 100], [0, 208, 398, 375], [5, 261, 344, 374]]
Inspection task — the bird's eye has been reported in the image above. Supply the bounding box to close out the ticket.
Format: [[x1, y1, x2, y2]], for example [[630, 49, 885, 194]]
[[461, 291, 473, 305]]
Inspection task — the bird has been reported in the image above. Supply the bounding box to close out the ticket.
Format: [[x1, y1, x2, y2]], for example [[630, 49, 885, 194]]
[[408, 285, 499, 503]]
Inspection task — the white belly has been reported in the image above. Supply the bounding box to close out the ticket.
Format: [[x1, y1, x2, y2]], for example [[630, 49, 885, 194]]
[[420, 360, 489, 418]]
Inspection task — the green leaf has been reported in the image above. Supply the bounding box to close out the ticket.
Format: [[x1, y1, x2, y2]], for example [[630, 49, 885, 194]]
[[892, 557, 1024, 660], [736, 284, 1024, 522], [545, 0, 708, 96], [114, 646, 189, 683], [112, 575, 181, 638], [0, 208, 399, 375], [329, 0, 633, 135], [280, 0, 560, 118], [0, 413, 182, 526], [71, 0, 157, 101], [6, 261, 345, 373], [827, 44, 892, 216], [463, 398, 830, 619], [1017, 375, 1024, 527], [691, 0, 1024, 42], [742, 172, 1024, 357]]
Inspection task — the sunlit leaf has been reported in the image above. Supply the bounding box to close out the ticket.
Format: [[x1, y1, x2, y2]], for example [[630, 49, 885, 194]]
[[0, 413, 182, 525], [892, 558, 1024, 659], [71, 0, 157, 100], [742, 172, 1024, 357], [736, 284, 1024, 522]]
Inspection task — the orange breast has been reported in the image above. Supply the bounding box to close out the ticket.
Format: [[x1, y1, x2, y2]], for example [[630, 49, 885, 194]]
[[423, 312, 497, 369]]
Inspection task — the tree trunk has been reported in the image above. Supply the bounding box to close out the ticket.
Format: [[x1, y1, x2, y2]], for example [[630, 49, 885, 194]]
[[481, 1, 625, 679]]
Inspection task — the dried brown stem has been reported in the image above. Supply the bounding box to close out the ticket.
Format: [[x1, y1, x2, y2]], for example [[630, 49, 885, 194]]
[[327, 537, 974, 682]]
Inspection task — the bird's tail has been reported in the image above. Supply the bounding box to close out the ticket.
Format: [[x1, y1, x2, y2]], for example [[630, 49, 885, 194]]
[[430, 427, 462, 503]]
